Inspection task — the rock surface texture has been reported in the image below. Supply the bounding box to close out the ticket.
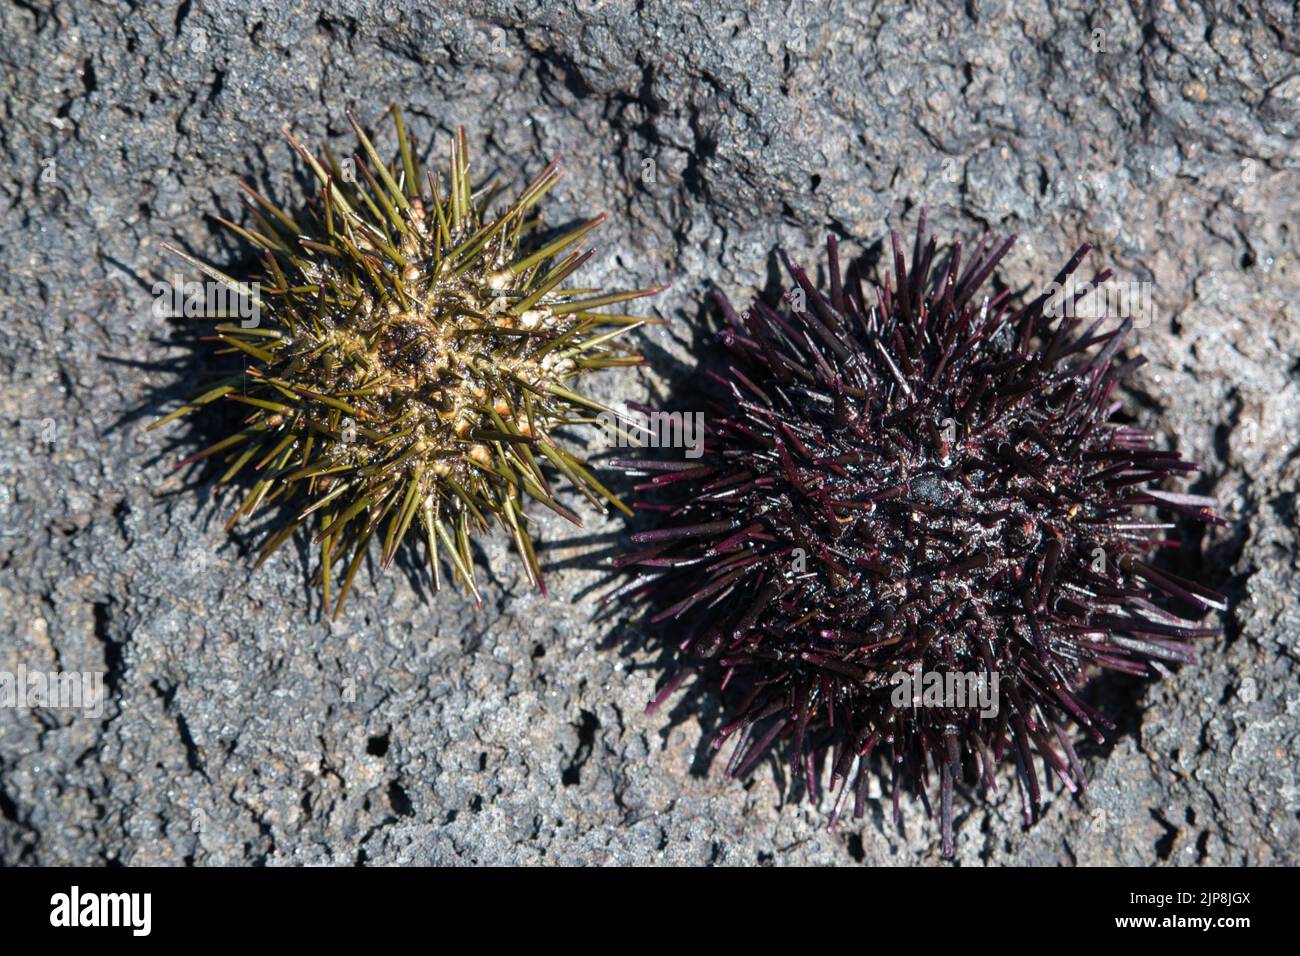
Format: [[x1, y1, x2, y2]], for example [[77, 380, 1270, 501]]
[[0, 0, 1296, 865]]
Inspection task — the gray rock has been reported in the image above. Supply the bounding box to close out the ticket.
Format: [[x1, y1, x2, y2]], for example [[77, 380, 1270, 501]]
[[0, 0, 1295, 865]]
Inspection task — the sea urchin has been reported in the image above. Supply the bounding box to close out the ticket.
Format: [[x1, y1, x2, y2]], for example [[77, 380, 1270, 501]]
[[152, 107, 662, 616], [614, 213, 1225, 857]]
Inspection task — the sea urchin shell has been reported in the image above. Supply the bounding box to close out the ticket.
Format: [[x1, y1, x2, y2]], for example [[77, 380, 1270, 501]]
[[152, 107, 662, 616], [614, 213, 1225, 857]]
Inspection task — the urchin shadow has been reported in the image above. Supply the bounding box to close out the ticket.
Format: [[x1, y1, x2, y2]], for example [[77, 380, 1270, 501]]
[[1079, 374, 1241, 758], [102, 248, 269, 542], [522, 281, 743, 778], [1078, 509, 1232, 766]]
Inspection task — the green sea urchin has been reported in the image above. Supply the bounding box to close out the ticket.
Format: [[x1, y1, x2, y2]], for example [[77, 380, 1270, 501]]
[[152, 108, 662, 616], [614, 214, 1225, 857]]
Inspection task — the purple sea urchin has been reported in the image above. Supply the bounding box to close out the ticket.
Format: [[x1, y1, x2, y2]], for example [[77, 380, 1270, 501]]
[[152, 108, 662, 616], [614, 213, 1225, 857]]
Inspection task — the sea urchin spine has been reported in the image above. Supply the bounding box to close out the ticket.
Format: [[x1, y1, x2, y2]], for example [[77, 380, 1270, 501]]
[[152, 107, 663, 615], [615, 212, 1225, 857]]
